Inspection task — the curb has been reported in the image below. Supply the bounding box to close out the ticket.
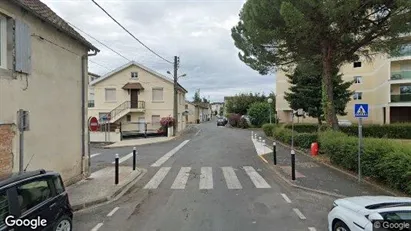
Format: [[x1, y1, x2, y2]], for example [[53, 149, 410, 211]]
[[71, 168, 147, 212], [103, 137, 177, 149], [261, 135, 402, 197], [260, 154, 346, 198]]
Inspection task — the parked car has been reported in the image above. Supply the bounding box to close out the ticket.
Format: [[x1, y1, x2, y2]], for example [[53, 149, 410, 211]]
[[328, 196, 411, 231], [0, 169, 73, 231], [217, 118, 226, 126], [338, 119, 352, 127]]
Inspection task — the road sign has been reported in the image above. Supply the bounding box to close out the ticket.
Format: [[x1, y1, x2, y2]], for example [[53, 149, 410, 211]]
[[354, 104, 368, 118], [88, 117, 99, 131]]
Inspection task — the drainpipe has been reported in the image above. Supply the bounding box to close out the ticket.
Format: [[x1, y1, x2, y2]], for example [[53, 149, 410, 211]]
[[81, 50, 98, 176]]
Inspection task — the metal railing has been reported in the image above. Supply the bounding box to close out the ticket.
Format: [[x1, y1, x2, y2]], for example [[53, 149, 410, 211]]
[[131, 101, 145, 109], [391, 93, 411, 102], [391, 70, 411, 80], [104, 101, 145, 122]]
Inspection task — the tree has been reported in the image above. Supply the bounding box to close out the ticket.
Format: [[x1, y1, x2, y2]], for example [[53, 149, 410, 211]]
[[225, 92, 268, 115], [219, 107, 224, 116], [202, 97, 209, 103], [232, 0, 411, 129], [284, 60, 352, 124], [193, 90, 201, 103], [247, 102, 274, 127]]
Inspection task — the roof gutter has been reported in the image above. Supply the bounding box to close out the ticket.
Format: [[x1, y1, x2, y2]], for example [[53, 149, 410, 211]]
[[81, 50, 98, 176]]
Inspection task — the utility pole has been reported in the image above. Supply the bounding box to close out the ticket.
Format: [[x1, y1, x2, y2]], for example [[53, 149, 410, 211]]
[[173, 56, 178, 136]]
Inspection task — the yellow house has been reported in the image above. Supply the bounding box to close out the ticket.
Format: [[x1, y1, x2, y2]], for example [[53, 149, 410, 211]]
[[88, 61, 188, 134], [276, 36, 411, 125], [0, 0, 99, 184]]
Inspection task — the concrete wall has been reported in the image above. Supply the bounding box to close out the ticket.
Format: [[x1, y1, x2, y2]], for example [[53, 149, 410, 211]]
[[90, 131, 121, 143], [89, 64, 186, 132], [0, 1, 90, 184]]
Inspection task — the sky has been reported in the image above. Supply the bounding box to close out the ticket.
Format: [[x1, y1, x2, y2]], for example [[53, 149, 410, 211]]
[[43, 0, 275, 102]]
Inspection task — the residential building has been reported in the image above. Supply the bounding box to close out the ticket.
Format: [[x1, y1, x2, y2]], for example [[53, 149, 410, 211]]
[[0, 0, 99, 184], [88, 72, 100, 108], [88, 61, 188, 134], [276, 35, 411, 124], [185, 101, 210, 123], [211, 102, 224, 116]]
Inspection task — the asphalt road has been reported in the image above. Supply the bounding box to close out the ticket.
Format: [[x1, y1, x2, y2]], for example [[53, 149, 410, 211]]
[[75, 121, 335, 231]]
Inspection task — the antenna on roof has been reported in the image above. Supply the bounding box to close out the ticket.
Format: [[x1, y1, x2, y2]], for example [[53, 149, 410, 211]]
[[23, 153, 35, 172]]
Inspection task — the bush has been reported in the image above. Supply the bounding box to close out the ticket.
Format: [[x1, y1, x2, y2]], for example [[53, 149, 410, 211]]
[[273, 128, 293, 144], [284, 124, 318, 133], [319, 130, 411, 194], [228, 113, 241, 127], [247, 102, 274, 127], [340, 123, 411, 139], [238, 117, 249, 129], [262, 123, 276, 136], [294, 133, 318, 149]]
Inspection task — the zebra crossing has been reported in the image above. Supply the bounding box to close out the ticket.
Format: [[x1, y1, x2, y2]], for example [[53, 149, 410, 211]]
[[143, 166, 271, 190]]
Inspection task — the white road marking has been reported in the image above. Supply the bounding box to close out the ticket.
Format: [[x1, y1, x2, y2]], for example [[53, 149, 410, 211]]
[[171, 167, 191, 189], [195, 129, 201, 136], [143, 167, 171, 189], [111, 152, 133, 164], [293, 208, 306, 220], [90, 153, 101, 158], [106, 207, 119, 217], [90, 223, 103, 231], [151, 140, 190, 167], [243, 166, 271, 188], [281, 193, 292, 203], [308, 228, 317, 231], [222, 167, 242, 189], [199, 167, 213, 189]]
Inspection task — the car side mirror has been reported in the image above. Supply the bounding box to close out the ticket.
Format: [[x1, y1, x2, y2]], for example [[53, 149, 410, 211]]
[[368, 212, 383, 222]]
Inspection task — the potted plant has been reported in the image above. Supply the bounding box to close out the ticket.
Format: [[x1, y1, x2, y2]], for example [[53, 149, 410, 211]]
[[160, 116, 175, 137]]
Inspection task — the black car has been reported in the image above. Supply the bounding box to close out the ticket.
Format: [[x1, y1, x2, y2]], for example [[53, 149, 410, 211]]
[[0, 170, 73, 231], [217, 118, 227, 126]]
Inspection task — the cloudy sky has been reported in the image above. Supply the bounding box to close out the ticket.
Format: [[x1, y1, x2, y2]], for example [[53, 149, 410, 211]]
[[43, 0, 275, 102]]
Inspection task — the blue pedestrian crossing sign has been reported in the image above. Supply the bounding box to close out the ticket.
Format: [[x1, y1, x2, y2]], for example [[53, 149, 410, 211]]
[[354, 104, 368, 118]]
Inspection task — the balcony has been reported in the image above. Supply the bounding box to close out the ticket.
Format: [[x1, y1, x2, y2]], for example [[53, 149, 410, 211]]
[[391, 70, 411, 80], [391, 93, 411, 103]]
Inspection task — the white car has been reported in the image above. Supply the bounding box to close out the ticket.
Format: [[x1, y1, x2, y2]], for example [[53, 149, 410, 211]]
[[328, 196, 411, 231], [338, 119, 353, 127]]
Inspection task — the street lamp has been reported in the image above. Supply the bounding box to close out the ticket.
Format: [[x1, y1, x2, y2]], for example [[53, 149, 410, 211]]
[[267, 98, 273, 124]]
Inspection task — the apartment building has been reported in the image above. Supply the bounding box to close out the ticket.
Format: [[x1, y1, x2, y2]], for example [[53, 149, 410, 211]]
[[88, 61, 188, 134], [276, 36, 411, 124]]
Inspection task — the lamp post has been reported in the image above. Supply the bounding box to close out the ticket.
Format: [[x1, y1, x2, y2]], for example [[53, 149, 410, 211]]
[[267, 98, 273, 124]]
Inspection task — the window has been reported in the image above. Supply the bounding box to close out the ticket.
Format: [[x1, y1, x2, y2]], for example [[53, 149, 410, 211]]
[[53, 176, 64, 194], [381, 211, 411, 221], [88, 91, 95, 108], [17, 179, 52, 213], [152, 115, 160, 126], [131, 72, 138, 79], [0, 191, 9, 227], [354, 76, 363, 84], [0, 15, 7, 69], [353, 61, 362, 68], [152, 88, 163, 101], [126, 115, 131, 122], [353, 92, 363, 100], [105, 88, 116, 102]]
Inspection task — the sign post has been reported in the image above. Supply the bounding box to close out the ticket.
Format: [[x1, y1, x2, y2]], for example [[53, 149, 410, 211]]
[[354, 104, 368, 183]]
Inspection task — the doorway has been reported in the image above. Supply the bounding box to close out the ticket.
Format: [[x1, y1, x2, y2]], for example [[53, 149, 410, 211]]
[[131, 90, 138, 108], [138, 116, 145, 132]]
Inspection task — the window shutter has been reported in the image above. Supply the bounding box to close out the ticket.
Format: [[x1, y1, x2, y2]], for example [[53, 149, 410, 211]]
[[15, 19, 31, 74]]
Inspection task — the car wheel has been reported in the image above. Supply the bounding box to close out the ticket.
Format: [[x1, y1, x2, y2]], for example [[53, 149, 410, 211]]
[[333, 221, 350, 231], [54, 215, 72, 231]]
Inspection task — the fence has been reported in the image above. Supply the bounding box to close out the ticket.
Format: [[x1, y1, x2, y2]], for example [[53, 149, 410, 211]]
[[120, 121, 163, 138]]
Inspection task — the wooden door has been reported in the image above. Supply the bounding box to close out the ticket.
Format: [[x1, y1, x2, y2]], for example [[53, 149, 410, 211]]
[[130, 90, 138, 108]]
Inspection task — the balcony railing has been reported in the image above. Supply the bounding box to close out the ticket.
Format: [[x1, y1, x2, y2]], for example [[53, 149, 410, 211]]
[[391, 93, 411, 102], [391, 70, 411, 80]]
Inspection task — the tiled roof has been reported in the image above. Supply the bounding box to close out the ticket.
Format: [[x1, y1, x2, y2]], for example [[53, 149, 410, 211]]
[[11, 0, 99, 51]]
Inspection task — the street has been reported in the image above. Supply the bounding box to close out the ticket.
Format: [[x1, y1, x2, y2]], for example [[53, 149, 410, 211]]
[[76, 122, 334, 231]]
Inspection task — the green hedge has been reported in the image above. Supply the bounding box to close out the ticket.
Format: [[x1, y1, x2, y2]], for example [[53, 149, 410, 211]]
[[319, 130, 411, 194], [340, 123, 411, 139], [273, 128, 293, 144], [294, 133, 318, 149], [284, 124, 318, 133], [262, 123, 276, 137]]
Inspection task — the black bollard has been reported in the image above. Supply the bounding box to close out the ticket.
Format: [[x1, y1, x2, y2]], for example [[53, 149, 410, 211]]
[[133, 147, 136, 171], [115, 154, 119, 184], [291, 150, 296, 180], [273, 142, 277, 165]]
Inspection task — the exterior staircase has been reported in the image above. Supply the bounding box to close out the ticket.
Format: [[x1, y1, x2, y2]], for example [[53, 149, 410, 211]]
[[103, 101, 145, 123]]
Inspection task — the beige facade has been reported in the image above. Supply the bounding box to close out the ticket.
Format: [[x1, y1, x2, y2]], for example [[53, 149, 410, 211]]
[[276, 39, 411, 124], [211, 102, 224, 116], [0, 1, 98, 184], [88, 61, 188, 134], [185, 101, 210, 124]]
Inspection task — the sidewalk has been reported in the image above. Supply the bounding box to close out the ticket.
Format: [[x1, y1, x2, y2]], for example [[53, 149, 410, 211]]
[[67, 166, 146, 211], [104, 137, 175, 148], [252, 131, 400, 197]]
